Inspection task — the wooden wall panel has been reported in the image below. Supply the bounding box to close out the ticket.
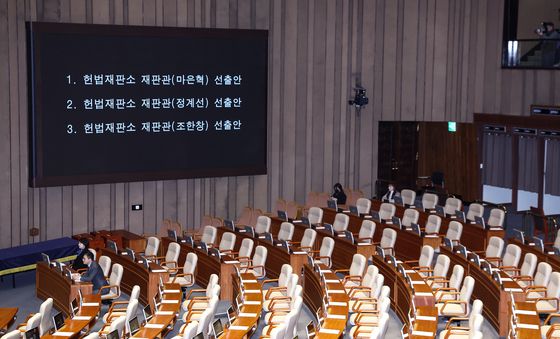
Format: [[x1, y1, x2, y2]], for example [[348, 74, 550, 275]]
[[3, 0, 560, 248]]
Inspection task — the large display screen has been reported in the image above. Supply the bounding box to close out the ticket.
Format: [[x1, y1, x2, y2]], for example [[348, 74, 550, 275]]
[[27, 22, 268, 187]]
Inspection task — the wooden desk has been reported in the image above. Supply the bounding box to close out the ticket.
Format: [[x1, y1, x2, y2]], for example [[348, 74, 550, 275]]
[[302, 264, 348, 338], [132, 282, 182, 339], [0, 308, 17, 330], [42, 294, 101, 339], [36, 262, 92, 316], [219, 273, 262, 339], [74, 230, 147, 252], [510, 238, 560, 272], [440, 247, 525, 337], [99, 249, 168, 310], [161, 237, 235, 301], [513, 301, 541, 339]]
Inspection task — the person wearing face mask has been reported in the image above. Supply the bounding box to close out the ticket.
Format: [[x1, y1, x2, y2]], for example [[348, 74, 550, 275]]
[[72, 238, 91, 271], [382, 183, 400, 203], [331, 183, 347, 205]]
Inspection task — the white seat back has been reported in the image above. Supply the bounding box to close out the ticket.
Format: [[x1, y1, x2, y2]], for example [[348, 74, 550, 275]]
[[109, 263, 124, 296], [379, 203, 396, 220], [252, 245, 268, 277], [89, 249, 97, 260], [466, 203, 484, 221], [206, 274, 219, 296], [26, 313, 42, 332], [425, 215, 442, 234], [444, 197, 462, 216], [520, 253, 538, 277], [39, 298, 53, 335], [301, 229, 317, 251], [446, 221, 463, 243], [361, 265, 379, 289], [349, 254, 367, 277], [255, 216, 272, 234], [422, 193, 439, 209], [402, 208, 419, 227], [380, 228, 397, 249], [488, 208, 505, 228], [356, 198, 372, 214], [238, 238, 254, 259], [534, 262, 553, 287], [449, 265, 465, 291], [308, 207, 323, 224], [486, 237, 504, 258], [418, 245, 435, 268], [318, 237, 335, 267], [145, 237, 160, 257], [278, 264, 293, 288], [400, 189, 416, 206], [357, 220, 375, 243], [99, 255, 112, 277], [201, 226, 217, 245], [125, 299, 139, 325], [502, 244, 522, 267], [165, 242, 181, 266], [109, 316, 126, 339], [130, 285, 141, 301], [278, 222, 295, 241], [433, 255, 451, 278], [181, 322, 198, 339], [333, 213, 350, 232], [547, 272, 560, 299], [219, 232, 236, 252]]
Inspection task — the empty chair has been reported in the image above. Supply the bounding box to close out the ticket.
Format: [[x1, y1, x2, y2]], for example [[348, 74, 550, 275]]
[[236, 206, 253, 226], [349, 296, 390, 326], [402, 208, 420, 228], [143, 236, 160, 258], [335, 254, 367, 287], [436, 276, 475, 317], [425, 215, 442, 235], [242, 245, 268, 278], [307, 207, 323, 225], [435, 265, 465, 301], [422, 193, 439, 210], [509, 253, 537, 285], [255, 215, 272, 235], [439, 313, 484, 339], [171, 322, 197, 339], [356, 198, 372, 214], [400, 189, 417, 206], [181, 274, 219, 311], [263, 274, 299, 312], [478, 237, 504, 260], [182, 286, 220, 317], [350, 311, 390, 338], [232, 238, 254, 262], [102, 300, 138, 335], [374, 228, 397, 256], [262, 264, 293, 299], [525, 262, 553, 298], [171, 252, 197, 288], [98, 255, 112, 278], [21, 314, 42, 335], [347, 265, 379, 298], [102, 285, 140, 322], [425, 254, 451, 286], [38, 298, 53, 336], [183, 295, 219, 329], [1, 331, 20, 339], [218, 232, 236, 253], [333, 213, 350, 233], [311, 237, 335, 267], [100, 263, 124, 301], [277, 222, 295, 242], [532, 272, 560, 314], [265, 283, 302, 315], [487, 208, 505, 228], [466, 203, 484, 222], [493, 244, 522, 271], [159, 241, 180, 270], [446, 221, 463, 245], [355, 220, 375, 244], [200, 225, 217, 246], [407, 245, 435, 273], [444, 197, 462, 216], [263, 295, 303, 337], [292, 229, 316, 252], [378, 203, 396, 221]]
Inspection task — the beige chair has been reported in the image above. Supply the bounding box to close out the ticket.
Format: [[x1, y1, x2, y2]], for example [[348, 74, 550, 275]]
[[172, 322, 197, 339], [89, 249, 97, 260], [181, 274, 219, 312], [477, 236, 504, 261], [405, 245, 435, 276], [101, 300, 138, 335], [425, 254, 451, 286], [493, 244, 521, 272], [444, 197, 462, 216], [307, 207, 323, 225], [435, 265, 465, 301], [525, 262, 553, 298], [20, 314, 41, 334], [277, 222, 295, 242], [400, 189, 417, 206], [311, 237, 335, 267], [100, 263, 123, 301], [232, 238, 254, 262], [98, 255, 112, 278], [436, 276, 475, 317], [158, 242, 180, 271], [355, 220, 375, 244], [218, 232, 236, 253], [356, 198, 372, 215], [422, 193, 439, 210], [292, 229, 316, 252], [350, 310, 390, 338], [347, 265, 378, 298], [143, 236, 160, 258], [265, 283, 302, 315], [170, 252, 197, 288], [446, 221, 463, 245], [38, 298, 53, 336], [333, 213, 350, 233], [1, 331, 21, 339], [439, 313, 484, 339], [236, 206, 253, 226], [102, 285, 140, 322], [509, 253, 538, 285], [200, 225, 217, 246], [335, 254, 367, 287], [374, 228, 397, 256], [487, 208, 505, 228], [183, 294, 219, 324], [402, 208, 420, 228], [242, 245, 268, 278], [531, 272, 560, 314], [263, 273, 299, 312], [425, 215, 442, 235], [466, 203, 484, 222], [378, 203, 396, 221], [262, 264, 293, 300], [255, 215, 272, 235]]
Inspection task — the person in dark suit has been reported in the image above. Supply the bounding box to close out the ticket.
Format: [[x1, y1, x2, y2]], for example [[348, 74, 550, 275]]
[[382, 183, 400, 203], [79, 250, 108, 294], [331, 183, 347, 205], [72, 238, 90, 271]]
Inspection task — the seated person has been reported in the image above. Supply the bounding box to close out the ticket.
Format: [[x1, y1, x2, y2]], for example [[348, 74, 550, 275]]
[[382, 183, 400, 203], [76, 251, 108, 295], [331, 183, 347, 205]]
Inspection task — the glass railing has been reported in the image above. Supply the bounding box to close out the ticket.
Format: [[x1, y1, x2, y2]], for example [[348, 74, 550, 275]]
[[502, 39, 560, 68]]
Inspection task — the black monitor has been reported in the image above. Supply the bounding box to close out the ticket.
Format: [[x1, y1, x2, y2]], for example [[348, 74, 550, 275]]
[[277, 210, 288, 221], [224, 220, 235, 231], [435, 205, 445, 217], [349, 205, 359, 216], [391, 216, 401, 228], [106, 330, 119, 339], [301, 216, 310, 226], [193, 333, 205, 339], [167, 229, 177, 242], [70, 297, 80, 316], [53, 312, 65, 331], [411, 223, 421, 236], [371, 211, 381, 223], [533, 237, 544, 252], [375, 245, 385, 258], [323, 223, 334, 236], [455, 210, 466, 223], [128, 316, 140, 336], [65, 268, 73, 281], [394, 195, 404, 206], [344, 230, 354, 243], [474, 216, 486, 229], [212, 319, 224, 337], [106, 240, 118, 253], [226, 305, 236, 325], [25, 327, 40, 339], [125, 247, 135, 262], [327, 199, 337, 210], [41, 253, 50, 265], [140, 256, 150, 269], [142, 304, 152, 323]]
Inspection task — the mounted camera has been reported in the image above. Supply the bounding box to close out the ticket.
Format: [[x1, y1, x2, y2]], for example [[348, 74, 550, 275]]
[[348, 87, 369, 108]]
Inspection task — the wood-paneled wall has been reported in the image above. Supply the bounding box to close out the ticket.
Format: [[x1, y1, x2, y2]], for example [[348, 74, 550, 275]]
[[2, 0, 560, 248]]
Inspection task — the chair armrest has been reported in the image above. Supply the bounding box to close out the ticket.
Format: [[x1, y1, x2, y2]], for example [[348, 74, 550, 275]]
[[440, 300, 468, 316], [334, 268, 350, 274], [98, 284, 120, 295], [444, 317, 469, 329], [185, 288, 206, 299]]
